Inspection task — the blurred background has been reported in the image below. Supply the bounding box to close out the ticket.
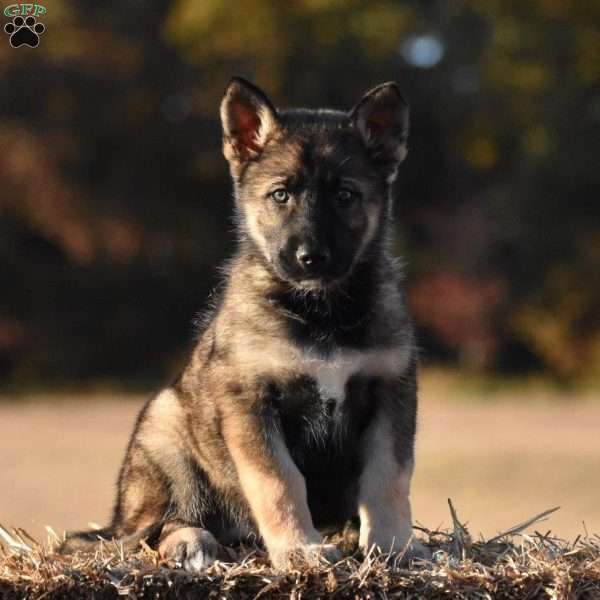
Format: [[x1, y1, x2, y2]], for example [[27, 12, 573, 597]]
[[1, 0, 599, 542]]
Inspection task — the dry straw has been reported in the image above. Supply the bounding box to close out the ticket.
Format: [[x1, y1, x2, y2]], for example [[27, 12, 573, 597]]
[[1, 503, 599, 599]]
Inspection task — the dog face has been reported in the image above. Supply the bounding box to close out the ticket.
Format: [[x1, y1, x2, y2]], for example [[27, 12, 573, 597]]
[[220, 78, 409, 289]]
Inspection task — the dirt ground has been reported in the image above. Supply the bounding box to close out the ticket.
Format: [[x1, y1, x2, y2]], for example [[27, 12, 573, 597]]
[[1, 372, 598, 544]]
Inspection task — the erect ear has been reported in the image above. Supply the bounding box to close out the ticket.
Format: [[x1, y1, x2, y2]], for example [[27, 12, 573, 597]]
[[350, 82, 409, 182], [220, 77, 280, 170]]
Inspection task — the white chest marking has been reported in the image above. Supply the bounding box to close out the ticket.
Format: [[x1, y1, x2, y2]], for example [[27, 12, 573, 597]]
[[232, 338, 412, 404], [301, 347, 410, 402]]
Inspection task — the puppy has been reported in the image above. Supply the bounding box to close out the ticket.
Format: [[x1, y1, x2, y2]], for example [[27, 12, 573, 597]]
[[60, 78, 428, 570]]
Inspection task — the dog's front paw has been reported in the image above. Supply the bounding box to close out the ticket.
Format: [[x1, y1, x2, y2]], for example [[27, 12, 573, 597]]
[[361, 527, 431, 565], [303, 542, 342, 566], [364, 536, 431, 566], [270, 541, 342, 570], [158, 527, 222, 572]]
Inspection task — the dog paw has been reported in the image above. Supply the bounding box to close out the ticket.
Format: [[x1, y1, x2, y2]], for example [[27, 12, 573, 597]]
[[270, 541, 342, 570], [304, 542, 342, 565], [158, 527, 221, 572], [361, 533, 431, 565]]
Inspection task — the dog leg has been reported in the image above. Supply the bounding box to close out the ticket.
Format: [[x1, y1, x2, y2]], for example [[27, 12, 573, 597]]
[[223, 409, 340, 569], [358, 413, 429, 561]]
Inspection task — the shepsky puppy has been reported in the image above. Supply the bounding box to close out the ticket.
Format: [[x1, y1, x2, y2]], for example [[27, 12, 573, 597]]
[[59, 77, 428, 570]]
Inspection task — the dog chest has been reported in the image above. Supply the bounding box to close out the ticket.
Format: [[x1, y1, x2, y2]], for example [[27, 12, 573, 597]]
[[231, 337, 412, 404], [299, 345, 410, 404]]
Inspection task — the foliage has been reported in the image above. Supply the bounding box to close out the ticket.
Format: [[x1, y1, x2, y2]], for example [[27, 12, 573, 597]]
[[1, 1, 599, 385]]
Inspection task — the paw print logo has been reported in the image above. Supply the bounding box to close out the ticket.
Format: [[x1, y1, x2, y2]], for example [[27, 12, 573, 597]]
[[4, 15, 45, 48]]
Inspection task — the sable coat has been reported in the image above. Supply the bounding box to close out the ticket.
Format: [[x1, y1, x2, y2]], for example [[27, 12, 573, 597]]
[[59, 78, 428, 571]]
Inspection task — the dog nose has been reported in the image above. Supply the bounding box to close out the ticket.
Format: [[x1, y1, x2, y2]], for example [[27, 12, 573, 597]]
[[296, 245, 331, 270]]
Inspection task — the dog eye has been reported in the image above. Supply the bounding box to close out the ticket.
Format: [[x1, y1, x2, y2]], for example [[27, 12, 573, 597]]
[[336, 188, 356, 205], [271, 189, 289, 204]]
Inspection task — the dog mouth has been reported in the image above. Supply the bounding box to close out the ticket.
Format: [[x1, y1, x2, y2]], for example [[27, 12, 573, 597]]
[[269, 251, 354, 291], [294, 277, 337, 291], [274, 265, 349, 291]]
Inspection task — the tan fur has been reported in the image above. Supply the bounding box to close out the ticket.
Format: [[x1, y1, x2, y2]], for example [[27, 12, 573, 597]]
[[238, 140, 303, 258], [358, 415, 418, 555], [226, 427, 320, 563], [136, 389, 200, 517]]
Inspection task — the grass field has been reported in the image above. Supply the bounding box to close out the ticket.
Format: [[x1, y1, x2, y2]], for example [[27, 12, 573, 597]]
[[1, 370, 599, 545]]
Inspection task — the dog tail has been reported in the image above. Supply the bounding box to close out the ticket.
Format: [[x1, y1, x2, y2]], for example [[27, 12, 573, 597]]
[[57, 522, 162, 554]]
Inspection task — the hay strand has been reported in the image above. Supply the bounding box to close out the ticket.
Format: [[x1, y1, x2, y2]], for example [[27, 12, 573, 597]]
[[1, 506, 599, 599]]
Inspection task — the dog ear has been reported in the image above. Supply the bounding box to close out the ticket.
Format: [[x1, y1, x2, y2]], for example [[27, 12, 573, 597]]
[[220, 77, 280, 170], [350, 82, 409, 182]]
